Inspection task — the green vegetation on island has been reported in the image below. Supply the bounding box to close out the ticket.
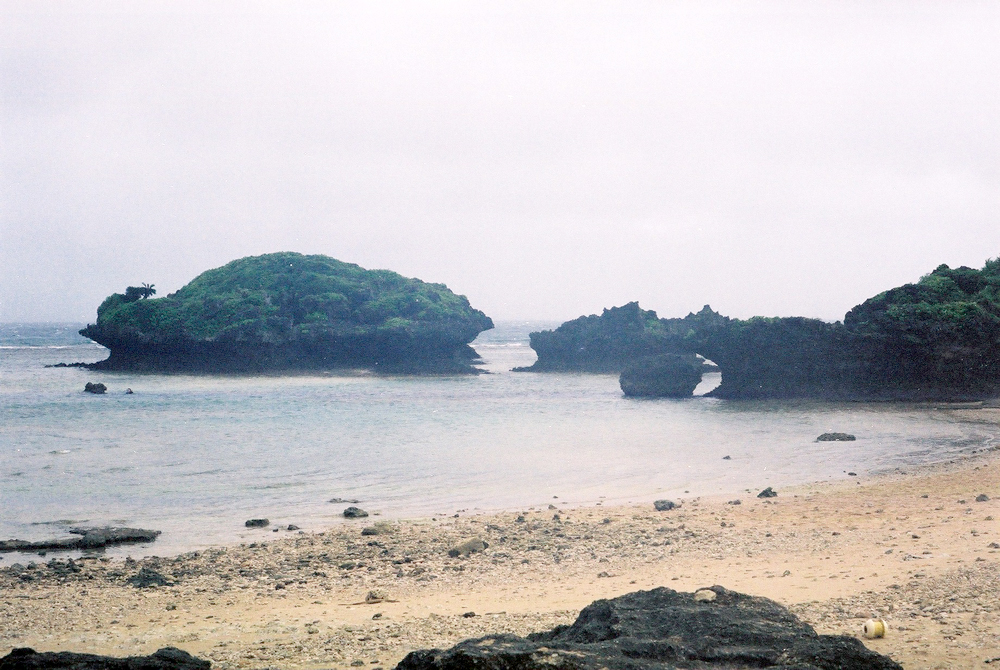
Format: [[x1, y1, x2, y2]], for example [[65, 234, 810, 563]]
[[844, 260, 1000, 396], [80, 253, 494, 373], [522, 258, 1000, 400]]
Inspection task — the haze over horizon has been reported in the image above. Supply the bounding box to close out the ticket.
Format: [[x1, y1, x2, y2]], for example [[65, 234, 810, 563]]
[[2, 2, 999, 325]]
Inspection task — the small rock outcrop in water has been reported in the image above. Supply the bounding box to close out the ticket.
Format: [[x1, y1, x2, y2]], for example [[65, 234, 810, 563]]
[[817, 432, 856, 441], [78, 252, 493, 374], [620, 354, 704, 398], [343, 506, 369, 519], [395, 587, 902, 670], [0, 527, 160, 553], [245, 518, 269, 528], [0, 647, 209, 670], [83, 382, 107, 394]]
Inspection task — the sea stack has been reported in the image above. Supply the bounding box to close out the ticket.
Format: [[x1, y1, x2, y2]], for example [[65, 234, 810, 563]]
[[79, 253, 494, 373]]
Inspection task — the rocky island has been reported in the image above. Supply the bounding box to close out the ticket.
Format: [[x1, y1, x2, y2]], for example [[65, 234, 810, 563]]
[[79, 253, 494, 373], [521, 258, 1000, 400]]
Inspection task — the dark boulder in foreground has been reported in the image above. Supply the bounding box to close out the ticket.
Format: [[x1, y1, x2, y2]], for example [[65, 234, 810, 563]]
[[620, 354, 704, 398], [395, 586, 901, 670], [0, 527, 160, 553], [0, 647, 209, 670]]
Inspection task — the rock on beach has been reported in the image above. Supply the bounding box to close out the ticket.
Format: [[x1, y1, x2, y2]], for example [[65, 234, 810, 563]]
[[447, 538, 488, 558], [0, 646, 209, 670]]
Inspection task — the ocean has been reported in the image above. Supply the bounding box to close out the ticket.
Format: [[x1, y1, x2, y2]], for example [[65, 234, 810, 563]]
[[1, 321, 996, 561]]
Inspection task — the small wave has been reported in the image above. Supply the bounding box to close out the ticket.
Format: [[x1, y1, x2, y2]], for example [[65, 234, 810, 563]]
[[251, 481, 306, 490], [49, 449, 72, 455]]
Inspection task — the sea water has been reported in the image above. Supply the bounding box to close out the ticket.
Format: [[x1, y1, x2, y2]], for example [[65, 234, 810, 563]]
[[1, 321, 997, 560]]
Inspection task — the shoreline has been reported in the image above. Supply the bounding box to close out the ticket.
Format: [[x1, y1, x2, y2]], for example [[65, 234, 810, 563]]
[[5, 418, 997, 563], [3, 446, 999, 670]]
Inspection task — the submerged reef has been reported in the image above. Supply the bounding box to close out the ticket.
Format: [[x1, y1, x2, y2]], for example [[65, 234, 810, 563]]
[[80, 253, 494, 373]]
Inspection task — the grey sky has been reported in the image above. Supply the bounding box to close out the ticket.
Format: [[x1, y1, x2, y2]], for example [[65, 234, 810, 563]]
[[2, 2, 998, 324]]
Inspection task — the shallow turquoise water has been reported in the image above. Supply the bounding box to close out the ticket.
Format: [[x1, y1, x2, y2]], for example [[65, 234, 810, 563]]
[[1, 322, 997, 559]]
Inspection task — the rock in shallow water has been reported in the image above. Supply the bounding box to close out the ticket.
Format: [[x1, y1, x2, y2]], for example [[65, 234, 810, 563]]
[[0, 527, 160, 553], [343, 506, 369, 518], [395, 586, 902, 670]]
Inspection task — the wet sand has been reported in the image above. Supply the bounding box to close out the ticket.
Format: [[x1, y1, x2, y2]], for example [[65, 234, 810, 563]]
[[2, 441, 999, 670]]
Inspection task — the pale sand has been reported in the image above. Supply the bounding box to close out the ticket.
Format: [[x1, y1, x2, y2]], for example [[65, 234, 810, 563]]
[[2, 429, 999, 670]]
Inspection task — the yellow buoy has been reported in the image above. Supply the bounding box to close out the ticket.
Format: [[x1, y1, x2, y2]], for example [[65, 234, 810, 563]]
[[863, 618, 887, 639]]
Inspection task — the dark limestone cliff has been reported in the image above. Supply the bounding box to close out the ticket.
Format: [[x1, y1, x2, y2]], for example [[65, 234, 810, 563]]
[[517, 303, 726, 373], [515, 302, 675, 373], [694, 316, 863, 400], [843, 260, 1000, 399], [80, 253, 494, 373], [524, 258, 1000, 400]]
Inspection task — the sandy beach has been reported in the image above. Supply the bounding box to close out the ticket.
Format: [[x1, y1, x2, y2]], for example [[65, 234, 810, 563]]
[[3, 433, 999, 670]]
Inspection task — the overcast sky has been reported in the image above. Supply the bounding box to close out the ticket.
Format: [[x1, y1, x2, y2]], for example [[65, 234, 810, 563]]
[[2, 2, 998, 324]]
